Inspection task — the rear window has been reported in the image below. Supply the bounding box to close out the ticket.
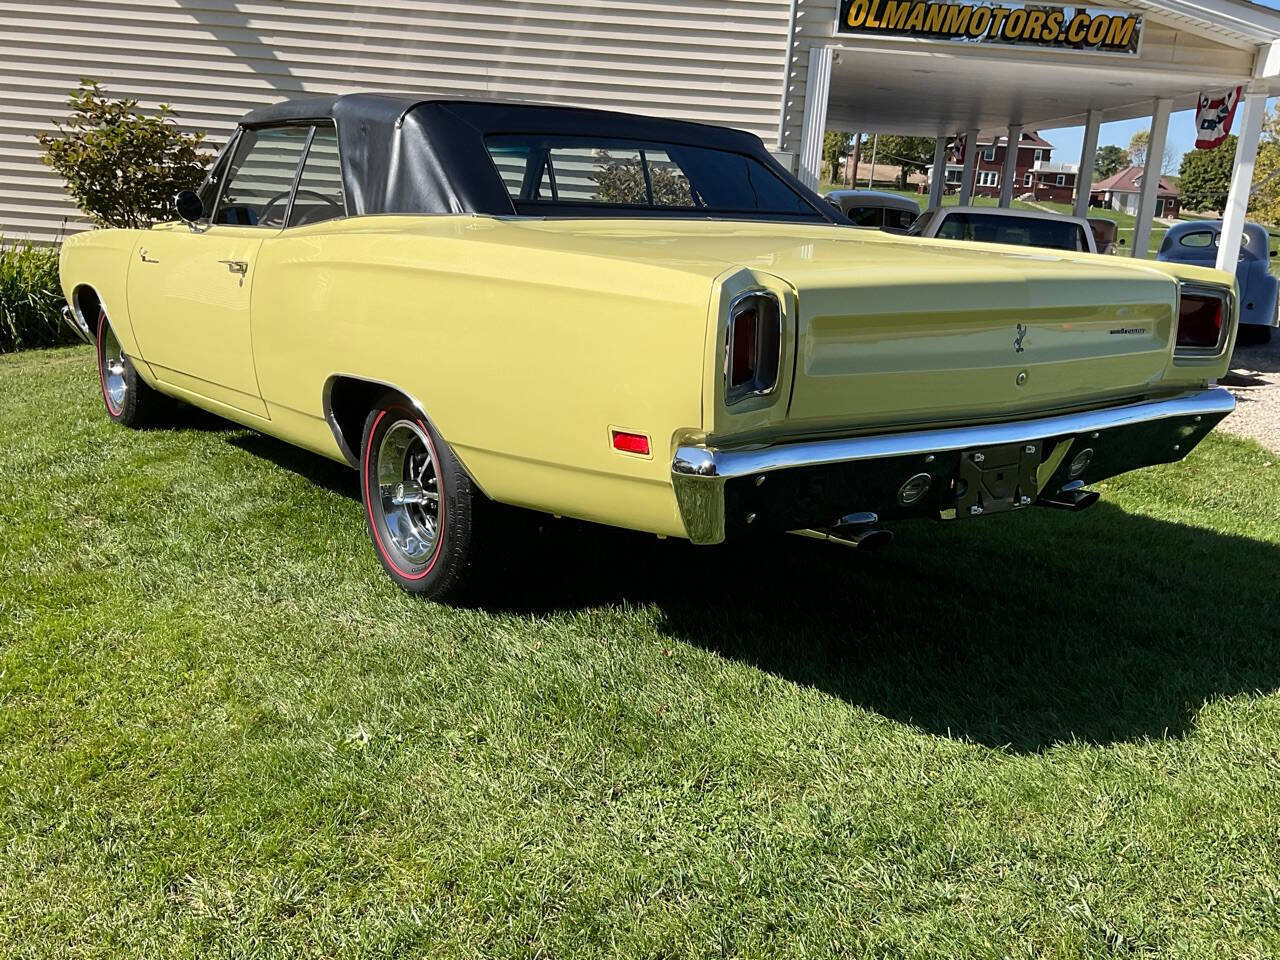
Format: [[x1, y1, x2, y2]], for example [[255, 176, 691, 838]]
[[931, 212, 1088, 252], [485, 135, 819, 218], [1179, 231, 1216, 248]]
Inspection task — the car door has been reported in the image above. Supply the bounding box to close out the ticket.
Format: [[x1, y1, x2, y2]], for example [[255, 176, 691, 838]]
[[127, 124, 312, 418]]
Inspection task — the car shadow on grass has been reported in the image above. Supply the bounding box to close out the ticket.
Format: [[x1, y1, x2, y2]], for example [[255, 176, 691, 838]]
[[481, 505, 1280, 753], [218, 430, 1280, 753]]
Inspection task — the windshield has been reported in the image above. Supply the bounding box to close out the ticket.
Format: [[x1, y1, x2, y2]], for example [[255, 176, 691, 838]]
[[930, 212, 1088, 252], [485, 135, 822, 219]]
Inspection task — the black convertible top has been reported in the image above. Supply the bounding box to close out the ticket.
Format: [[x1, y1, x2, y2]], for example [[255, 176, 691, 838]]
[[235, 94, 840, 222]]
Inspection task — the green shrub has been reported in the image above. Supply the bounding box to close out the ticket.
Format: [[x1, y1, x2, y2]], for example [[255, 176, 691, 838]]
[[0, 240, 69, 354], [36, 79, 210, 228]]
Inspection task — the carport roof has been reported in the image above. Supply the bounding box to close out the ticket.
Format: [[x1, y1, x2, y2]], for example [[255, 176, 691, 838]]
[[822, 0, 1280, 138]]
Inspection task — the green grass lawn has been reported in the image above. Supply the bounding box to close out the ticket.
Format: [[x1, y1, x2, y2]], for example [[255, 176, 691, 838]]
[[4, 347, 1280, 957]]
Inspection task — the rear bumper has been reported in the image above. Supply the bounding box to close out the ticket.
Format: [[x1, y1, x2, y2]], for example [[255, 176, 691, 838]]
[[671, 387, 1236, 544]]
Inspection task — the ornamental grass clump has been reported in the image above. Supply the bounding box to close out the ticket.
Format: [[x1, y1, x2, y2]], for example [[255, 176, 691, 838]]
[[0, 239, 67, 354]]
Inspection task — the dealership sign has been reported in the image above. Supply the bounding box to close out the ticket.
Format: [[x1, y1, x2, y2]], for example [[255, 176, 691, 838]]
[[837, 1, 1143, 54]]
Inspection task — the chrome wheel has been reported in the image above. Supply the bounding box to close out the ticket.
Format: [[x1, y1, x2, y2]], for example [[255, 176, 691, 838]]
[[375, 419, 442, 565], [100, 322, 127, 413]]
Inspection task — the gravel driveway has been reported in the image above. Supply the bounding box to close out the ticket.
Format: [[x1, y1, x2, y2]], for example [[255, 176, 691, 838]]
[[1220, 335, 1280, 454]]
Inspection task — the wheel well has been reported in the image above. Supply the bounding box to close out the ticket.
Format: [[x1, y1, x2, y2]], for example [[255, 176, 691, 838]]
[[72, 285, 102, 339], [324, 376, 404, 467]]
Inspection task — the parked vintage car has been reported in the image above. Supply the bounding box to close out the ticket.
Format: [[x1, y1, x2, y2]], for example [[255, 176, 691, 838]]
[[1087, 217, 1121, 255], [824, 189, 920, 233], [1158, 220, 1277, 345], [908, 206, 1097, 253], [60, 95, 1238, 600]]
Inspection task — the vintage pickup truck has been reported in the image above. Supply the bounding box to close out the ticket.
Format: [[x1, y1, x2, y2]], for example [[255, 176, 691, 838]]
[[59, 94, 1238, 599]]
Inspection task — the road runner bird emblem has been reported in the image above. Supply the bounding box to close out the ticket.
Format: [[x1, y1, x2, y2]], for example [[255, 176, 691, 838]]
[[1014, 323, 1028, 353]]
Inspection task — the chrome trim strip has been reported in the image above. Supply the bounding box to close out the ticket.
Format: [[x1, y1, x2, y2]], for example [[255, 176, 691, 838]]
[[60, 304, 93, 345], [1173, 282, 1234, 360], [724, 289, 783, 406], [671, 387, 1235, 544]]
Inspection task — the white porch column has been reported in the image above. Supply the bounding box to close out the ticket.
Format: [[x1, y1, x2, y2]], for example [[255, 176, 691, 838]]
[[928, 135, 947, 208], [797, 46, 834, 190], [1073, 108, 1102, 220], [1217, 91, 1267, 271], [999, 123, 1022, 207], [1131, 97, 1173, 259], [958, 127, 979, 205]]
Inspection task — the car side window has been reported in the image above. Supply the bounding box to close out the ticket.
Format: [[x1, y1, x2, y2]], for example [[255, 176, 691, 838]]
[[288, 125, 345, 227], [213, 126, 310, 227], [884, 209, 917, 232], [934, 215, 966, 240], [847, 206, 882, 228]]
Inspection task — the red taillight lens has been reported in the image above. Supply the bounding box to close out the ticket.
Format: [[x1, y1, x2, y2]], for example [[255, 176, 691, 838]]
[[611, 430, 650, 456], [730, 307, 758, 387], [1176, 292, 1225, 350], [726, 294, 782, 403]]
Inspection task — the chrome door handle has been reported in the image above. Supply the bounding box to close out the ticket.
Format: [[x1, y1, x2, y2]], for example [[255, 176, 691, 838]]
[[139, 248, 159, 263], [218, 259, 248, 275]]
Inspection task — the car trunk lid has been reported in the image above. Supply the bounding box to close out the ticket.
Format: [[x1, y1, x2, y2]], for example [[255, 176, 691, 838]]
[[784, 249, 1177, 430]]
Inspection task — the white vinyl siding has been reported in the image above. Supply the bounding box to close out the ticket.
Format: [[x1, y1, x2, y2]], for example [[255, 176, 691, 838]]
[[3, 0, 795, 243]]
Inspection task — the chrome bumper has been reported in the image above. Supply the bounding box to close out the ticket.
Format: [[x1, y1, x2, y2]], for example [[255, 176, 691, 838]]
[[61, 304, 94, 345], [671, 387, 1236, 545]]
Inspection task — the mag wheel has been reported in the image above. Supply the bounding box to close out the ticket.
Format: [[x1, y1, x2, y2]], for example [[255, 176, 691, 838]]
[[96, 309, 166, 427], [360, 395, 483, 600]]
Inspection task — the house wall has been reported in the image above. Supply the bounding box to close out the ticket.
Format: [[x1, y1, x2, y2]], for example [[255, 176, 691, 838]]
[[3, 0, 796, 243]]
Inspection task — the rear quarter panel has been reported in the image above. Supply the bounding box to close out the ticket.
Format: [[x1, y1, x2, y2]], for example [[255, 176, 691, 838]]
[[251, 216, 715, 536], [58, 228, 145, 358]]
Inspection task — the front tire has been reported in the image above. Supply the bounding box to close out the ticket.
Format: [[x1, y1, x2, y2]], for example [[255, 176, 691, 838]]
[[97, 309, 167, 427], [359, 395, 481, 600]]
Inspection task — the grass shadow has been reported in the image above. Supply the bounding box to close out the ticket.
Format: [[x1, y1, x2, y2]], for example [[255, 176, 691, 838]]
[[478, 504, 1280, 753], [222, 432, 1280, 752]]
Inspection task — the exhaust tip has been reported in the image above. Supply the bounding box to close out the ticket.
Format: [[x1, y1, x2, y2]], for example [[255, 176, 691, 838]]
[[1037, 488, 1100, 512]]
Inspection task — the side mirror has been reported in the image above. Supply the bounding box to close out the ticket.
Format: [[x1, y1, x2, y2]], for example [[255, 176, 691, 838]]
[[174, 189, 205, 224]]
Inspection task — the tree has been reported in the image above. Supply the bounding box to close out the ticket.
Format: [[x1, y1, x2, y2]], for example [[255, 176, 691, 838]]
[[37, 80, 210, 229], [1249, 107, 1280, 225], [1127, 130, 1179, 175], [1128, 130, 1149, 167], [1178, 135, 1235, 214], [822, 131, 852, 184], [594, 153, 692, 206], [1094, 145, 1129, 180], [875, 135, 937, 189]]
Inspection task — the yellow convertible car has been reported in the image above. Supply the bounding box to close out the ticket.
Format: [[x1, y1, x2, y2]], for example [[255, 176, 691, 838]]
[[59, 95, 1238, 599]]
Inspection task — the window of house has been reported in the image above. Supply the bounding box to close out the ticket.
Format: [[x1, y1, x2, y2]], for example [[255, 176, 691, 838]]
[[1024, 173, 1033, 187], [945, 168, 962, 184], [983, 146, 996, 162], [1034, 149, 1043, 163], [977, 170, 999, 187], [1056, 174, 1066, 186]]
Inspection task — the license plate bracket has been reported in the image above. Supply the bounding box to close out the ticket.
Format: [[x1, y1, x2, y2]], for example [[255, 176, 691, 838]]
[[954, 441, 1043, 517]]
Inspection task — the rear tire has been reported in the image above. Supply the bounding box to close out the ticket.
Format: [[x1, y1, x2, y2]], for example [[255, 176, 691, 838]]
[[359, 394, 484, 601], [97, 309, 167, 427]]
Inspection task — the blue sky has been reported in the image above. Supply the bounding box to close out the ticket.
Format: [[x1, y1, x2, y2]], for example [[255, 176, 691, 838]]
[[1042, 0, 1278, 169]]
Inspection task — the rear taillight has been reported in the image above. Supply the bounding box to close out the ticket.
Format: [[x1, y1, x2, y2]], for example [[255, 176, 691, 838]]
[[1176, 287, 1229, 354], [725, 292, 782, 404]]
